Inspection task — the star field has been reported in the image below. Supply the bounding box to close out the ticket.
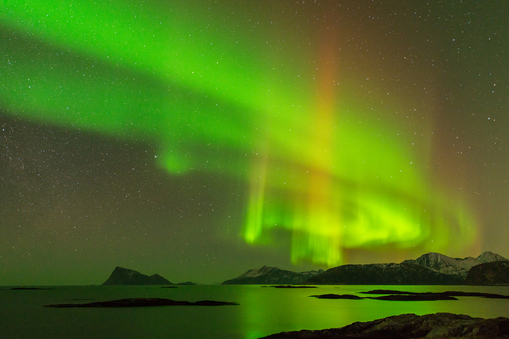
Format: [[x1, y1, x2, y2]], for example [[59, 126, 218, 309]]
[[1, 0, 508, 285]]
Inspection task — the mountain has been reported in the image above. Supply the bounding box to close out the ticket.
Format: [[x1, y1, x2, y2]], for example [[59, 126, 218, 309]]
[[402, 251, 508, 278], [477, 251, 508, 263], [102, 267, 173, 285], [222, 266, 324, 285], [221, 251, 507, 286], [465, 262, 509, 285], [305, 251, 507, 285], [305, 263, 464, 285]]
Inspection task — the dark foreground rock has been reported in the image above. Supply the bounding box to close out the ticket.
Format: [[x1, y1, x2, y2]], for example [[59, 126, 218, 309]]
[[43, 298, 238, 308], [466, 261, 509, 285], [260, 313, 509, 338], [102, 267, 173, 285]]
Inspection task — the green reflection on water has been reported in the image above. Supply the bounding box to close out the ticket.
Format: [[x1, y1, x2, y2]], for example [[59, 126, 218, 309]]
[[2, 285, 509, 338], [236, 285, 509, 339]]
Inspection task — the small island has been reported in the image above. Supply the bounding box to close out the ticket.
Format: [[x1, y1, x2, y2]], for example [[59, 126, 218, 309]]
[[310, 294, 362, 300], [43, 298, 239, 308], [10, 287, 54, 290], [262, 285, 317, 289], [309, 289, 509, 302]]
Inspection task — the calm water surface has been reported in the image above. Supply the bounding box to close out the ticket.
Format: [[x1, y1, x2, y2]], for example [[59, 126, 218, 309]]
[[1, 285, 509, 339]]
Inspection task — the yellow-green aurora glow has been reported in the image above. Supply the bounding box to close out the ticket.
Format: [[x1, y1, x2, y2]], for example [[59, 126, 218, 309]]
[[1, 1, 477, 267]]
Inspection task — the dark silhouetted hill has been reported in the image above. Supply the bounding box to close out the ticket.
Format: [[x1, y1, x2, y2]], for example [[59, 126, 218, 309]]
[[102, 267, 172, 285]]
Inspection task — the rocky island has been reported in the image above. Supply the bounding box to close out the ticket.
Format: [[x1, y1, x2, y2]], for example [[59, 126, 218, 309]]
[[102, 267, 173, 285], [44, 298, 239, 308], [310, 289, 509, 301]]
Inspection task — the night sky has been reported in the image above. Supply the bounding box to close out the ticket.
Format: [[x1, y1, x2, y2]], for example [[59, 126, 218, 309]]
[[1, 0, 508, 285]]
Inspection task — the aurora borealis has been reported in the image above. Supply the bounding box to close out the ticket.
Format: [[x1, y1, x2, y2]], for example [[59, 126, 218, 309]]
[[1, 1, 508, 285]]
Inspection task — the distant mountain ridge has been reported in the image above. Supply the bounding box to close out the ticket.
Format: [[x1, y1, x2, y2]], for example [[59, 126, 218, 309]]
[[222, 266, 323, 285], [102, 267, 173, 285], [305, 262, 464, 285], [307, 251, 508, 285], [403, 251, 508, 278], [221, 251, 508, 286]]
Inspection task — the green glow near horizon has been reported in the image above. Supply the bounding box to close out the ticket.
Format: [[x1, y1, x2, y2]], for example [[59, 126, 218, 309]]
[[0, 1, 477, 266]]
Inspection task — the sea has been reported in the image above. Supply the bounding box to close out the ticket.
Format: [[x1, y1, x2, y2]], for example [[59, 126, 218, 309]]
[[2, 284, 509, 339]]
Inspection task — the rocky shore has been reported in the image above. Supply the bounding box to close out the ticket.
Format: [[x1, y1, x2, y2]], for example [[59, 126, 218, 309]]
[[261, 313, 509, 338]]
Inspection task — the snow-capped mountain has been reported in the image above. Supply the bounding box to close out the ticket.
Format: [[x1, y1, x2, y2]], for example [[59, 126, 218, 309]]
[[306, 262, 464, 285], [221, 266, 323, 285], [221, 251, 508, 285], [476, 251, 508, 264], [402, 251, 508, 278]]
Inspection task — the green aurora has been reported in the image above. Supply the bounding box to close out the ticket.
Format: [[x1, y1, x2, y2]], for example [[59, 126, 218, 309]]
[[1, 0, 478, 268]]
